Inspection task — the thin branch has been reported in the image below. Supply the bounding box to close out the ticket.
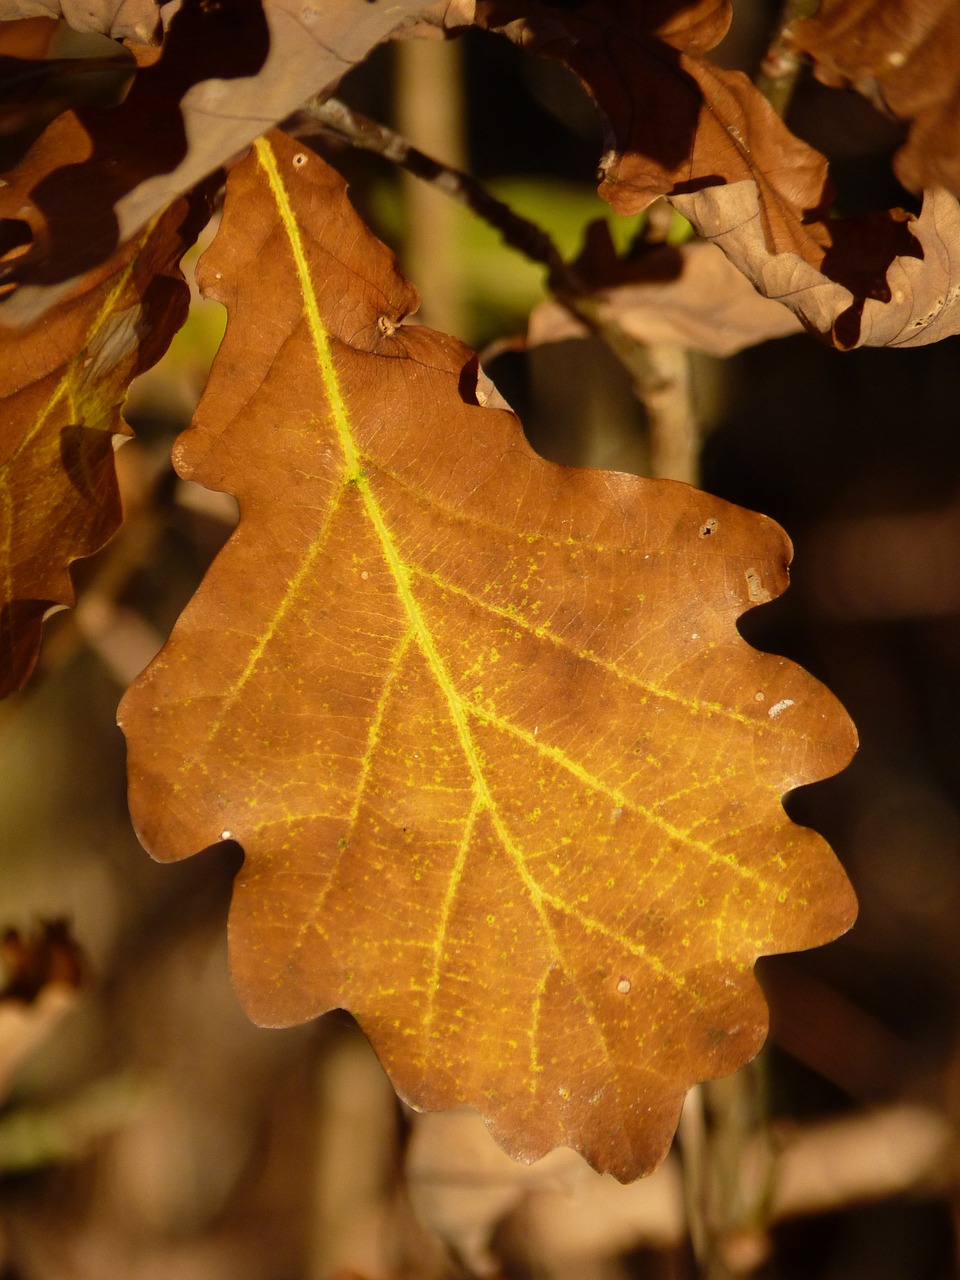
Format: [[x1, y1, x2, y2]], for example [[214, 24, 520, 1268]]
[[303, 97, 578, 292]]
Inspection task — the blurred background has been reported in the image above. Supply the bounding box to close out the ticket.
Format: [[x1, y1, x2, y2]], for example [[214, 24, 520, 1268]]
[[3, 0, 960, 1276]]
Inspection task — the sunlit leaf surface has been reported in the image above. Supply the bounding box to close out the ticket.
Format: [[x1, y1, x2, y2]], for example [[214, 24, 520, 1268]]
[[120, 132, 856, 1180]]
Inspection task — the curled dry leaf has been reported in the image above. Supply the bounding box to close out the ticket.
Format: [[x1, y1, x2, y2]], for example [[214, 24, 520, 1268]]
[[0, 918, 82, 1001], [478, 0, 957, 349], [475, 0, 833, 263], [671, 182, 960, 349], [790, 0, 960, 197], [0, 0, 159, 43], [0, 0, 472, 327], [529, 226, 802, 356], [120, 132, 857, 1180], [0, 186, 208, 698]]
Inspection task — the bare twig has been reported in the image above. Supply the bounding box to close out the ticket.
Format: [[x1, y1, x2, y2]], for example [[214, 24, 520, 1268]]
[[303, 97, 578, 290]]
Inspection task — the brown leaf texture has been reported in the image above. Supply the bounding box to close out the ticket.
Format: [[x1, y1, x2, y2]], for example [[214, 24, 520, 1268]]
[[528, 228, 802, 356], [0, 0, 159, 43], [476, 0, 833, 263], [119, 132, 857, 1181], [0, 189, 206, 697], [671, 182, 960, 349], [790, 0, 960, 197], [0, 0, 471, 327]]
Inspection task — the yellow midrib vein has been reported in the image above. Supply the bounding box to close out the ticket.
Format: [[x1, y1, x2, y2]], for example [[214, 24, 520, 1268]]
[[255, 139, 494, 800], [256, 140, 591, 977], [255, 139, 690, 1042]]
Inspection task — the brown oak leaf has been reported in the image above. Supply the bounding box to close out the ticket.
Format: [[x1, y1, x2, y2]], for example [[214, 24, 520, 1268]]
[[475, 0, 836, 263], [0, 186, 208, 697], [790, 0, 960, 198], [119, 132, 856, 1180]]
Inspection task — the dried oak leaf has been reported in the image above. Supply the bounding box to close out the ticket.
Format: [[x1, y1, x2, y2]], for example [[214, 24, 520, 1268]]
[[0, 0, 471, 327], [671, 181, 960, 349], [789, 0, 960, 197], [529, 224, 802, 356], [119, 132, 856, 1181], [475, 0, 834, 263], [0, 0, 159, 43], [0, 187, 207, 697], [477, 0, 938, 347]]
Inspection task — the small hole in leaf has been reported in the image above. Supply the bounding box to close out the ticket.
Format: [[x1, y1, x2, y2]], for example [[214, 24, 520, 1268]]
[[699, 518, 718, 537], [292, 152, 308, 168]]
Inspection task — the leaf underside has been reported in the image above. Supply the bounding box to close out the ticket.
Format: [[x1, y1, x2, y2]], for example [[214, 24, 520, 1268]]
[[119, 132, 857, 1181]]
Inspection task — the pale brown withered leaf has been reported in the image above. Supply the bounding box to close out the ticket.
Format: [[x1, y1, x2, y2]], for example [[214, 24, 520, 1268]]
[[672, 182, 960, 349], [0, 0, 159, 43], [529, 227, 802, 356]]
